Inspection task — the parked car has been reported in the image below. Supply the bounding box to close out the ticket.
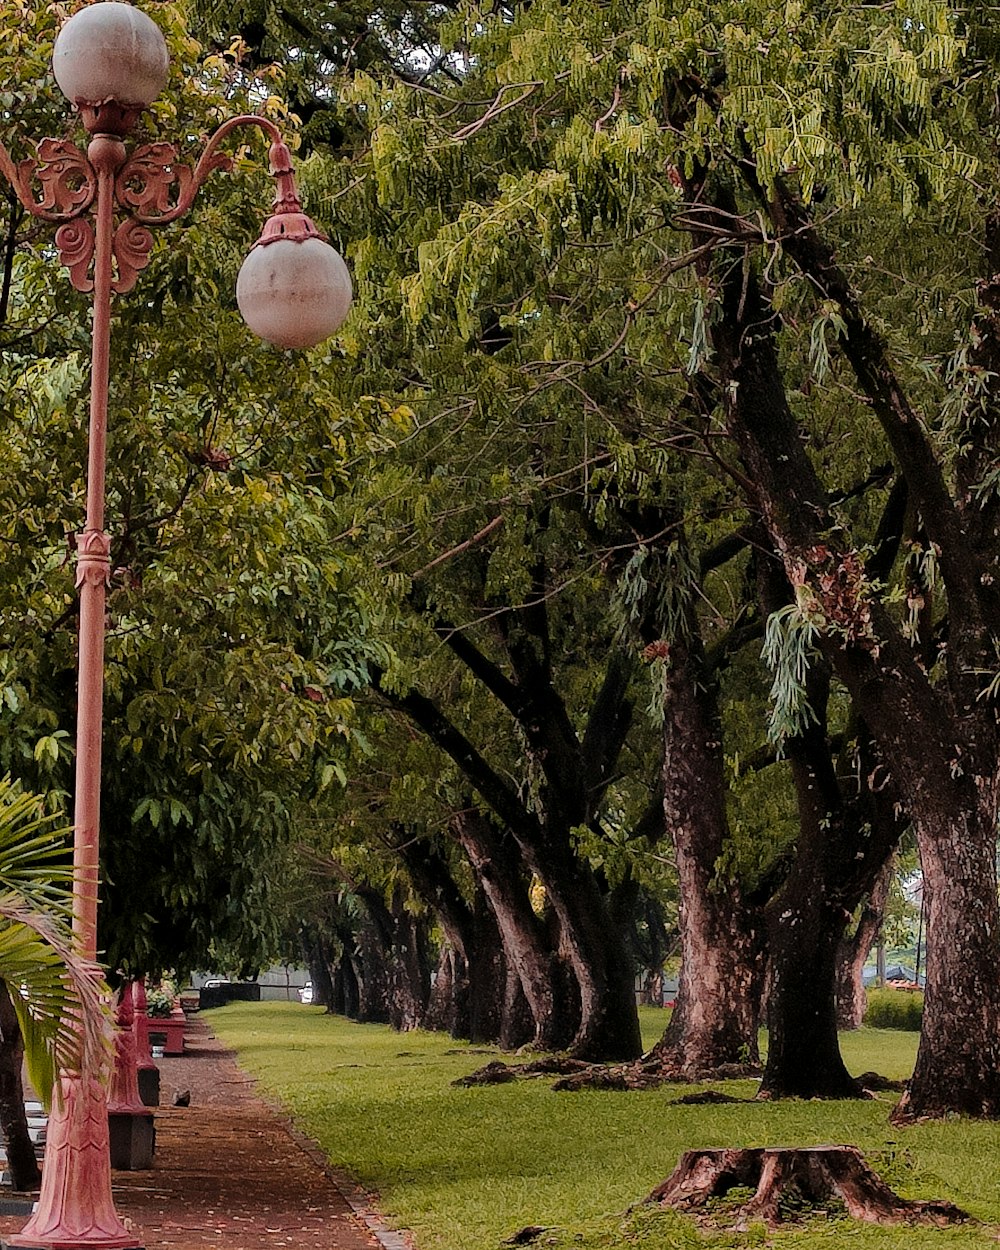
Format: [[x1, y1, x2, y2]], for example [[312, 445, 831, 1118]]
[[299, 982, 313, 1004]]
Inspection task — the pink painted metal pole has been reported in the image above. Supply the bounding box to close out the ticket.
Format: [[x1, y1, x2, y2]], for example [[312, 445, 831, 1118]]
[[6, 134, 140, 1250], [72, 134, 117, 963]]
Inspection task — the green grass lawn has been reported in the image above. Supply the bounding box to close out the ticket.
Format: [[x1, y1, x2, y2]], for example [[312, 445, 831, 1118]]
[[210, 1003, 1000, 1250]]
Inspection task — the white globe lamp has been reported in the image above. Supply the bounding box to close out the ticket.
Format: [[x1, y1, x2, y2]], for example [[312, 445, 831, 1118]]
[[53, 2, 169, 109], [237, 231, 353, 350]]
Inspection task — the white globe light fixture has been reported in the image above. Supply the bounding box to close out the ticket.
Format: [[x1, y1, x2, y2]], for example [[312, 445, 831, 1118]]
[[236, 144, 353, 349], [52, 2, 169, 112], [237, 232, 353, 350]]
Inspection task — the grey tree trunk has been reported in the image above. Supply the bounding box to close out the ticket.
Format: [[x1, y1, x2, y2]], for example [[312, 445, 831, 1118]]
[[835, 859, 892, 1030], [647, 631, 763, 1075]]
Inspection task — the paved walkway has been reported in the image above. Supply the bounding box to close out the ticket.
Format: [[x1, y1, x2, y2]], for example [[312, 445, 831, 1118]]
[[0, 1016, 402, 1250]]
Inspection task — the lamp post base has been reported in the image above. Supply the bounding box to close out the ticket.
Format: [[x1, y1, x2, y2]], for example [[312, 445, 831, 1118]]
[[3, 1240, 142, 1250], [107, 1113, 154, 1172], [4, 1075, 141, 1249]]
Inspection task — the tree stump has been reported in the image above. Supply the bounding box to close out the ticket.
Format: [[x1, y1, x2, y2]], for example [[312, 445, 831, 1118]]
[[647, 1147, 967, 1227]]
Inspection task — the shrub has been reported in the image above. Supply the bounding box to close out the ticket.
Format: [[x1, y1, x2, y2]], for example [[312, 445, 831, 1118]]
[[145, 979, 178, 1018], [863, 988, 923, 1031]]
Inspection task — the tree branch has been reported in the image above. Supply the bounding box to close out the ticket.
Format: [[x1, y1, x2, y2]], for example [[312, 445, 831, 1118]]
[[749, 172, 990, 651], [370, 666, 540, 842]]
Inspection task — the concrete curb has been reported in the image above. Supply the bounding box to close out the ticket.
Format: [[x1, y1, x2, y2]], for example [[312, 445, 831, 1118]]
[[252, 1083, 417, 1250], [282, 1120, 416, 1250]]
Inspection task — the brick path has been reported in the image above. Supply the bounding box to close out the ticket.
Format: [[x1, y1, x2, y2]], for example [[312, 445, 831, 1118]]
[[0, 1016, 398, 1250]]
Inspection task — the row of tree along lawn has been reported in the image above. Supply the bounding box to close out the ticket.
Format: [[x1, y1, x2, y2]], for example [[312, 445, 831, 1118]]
[[3, 0, 1000, 1125], [255, 0, 1000, 1123]]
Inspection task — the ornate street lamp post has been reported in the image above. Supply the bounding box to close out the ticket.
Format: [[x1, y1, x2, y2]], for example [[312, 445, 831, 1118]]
[[0, 4, 352, 1247]]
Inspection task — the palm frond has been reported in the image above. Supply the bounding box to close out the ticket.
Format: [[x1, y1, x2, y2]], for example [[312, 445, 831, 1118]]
[[0, 778, 114, 1105], [0, 903, 113, 1095]]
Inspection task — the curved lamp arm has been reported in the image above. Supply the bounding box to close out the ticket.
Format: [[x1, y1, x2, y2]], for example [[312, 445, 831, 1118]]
[[0, 114, 324, 294], [120, 115, 315, 229]]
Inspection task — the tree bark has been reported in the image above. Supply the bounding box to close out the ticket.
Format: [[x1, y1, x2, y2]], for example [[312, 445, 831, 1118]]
[[355, 912, 391, 1024], [331, 915, 362, 1018], [836, 858, 892, 1030], [518, 819, 640, 1060], [393, 827, 507, 1042], [647, 629, 763, 1075], [648, 1146, 966, 1227], [300, 925, 336, 1011], [466, 884, 508, 1043], [499, 960, 534, 1050], [383, 883, 431, 1031], [453, 808, 577, 1050], [0, 979, 39, 1191], [895, 788, 1000, 1119], [425, 944, 458, 1034]]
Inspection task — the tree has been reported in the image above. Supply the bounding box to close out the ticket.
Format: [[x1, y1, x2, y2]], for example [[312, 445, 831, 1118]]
[[170, 0, 1000, 1113], [325, 0, 1000, 1115], [661, 3, 1000, 1112]]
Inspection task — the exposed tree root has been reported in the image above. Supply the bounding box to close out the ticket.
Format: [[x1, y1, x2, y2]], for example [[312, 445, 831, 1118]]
[[503, 1225, 551, 1245], [552, 1068, 632, 1091], [857, 1071, 906, 1092], [518, 1056, 591, 1076], [669, 1090, 749, 1106], [647, 1146, 968, 1228], [452, 1060, 517, 1086], [454, 1056, 763, 1091]]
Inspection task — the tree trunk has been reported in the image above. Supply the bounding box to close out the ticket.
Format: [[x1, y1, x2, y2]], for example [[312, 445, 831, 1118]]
[[499, 959, 534, 1050], [395, 833, 472, 1036], [523, 820, 641, 1061], [757, 670, 895, 1099], [707, 260, 907, 1097], [835, 858, 892, 1030], [300, 926, 336, 1011], [425, 944, 458, 1034], [0, 979, 39, 1191], [386, 884, 431, 1031], [760, 869, 860, 1098], [398, 593, 642, 1060], [753, 555, 901, 1097], [648, 1146, 966, 1227], [355, 914, 391, 1024], [331, 918, 362, 1018], [354, 886, 430, 1030], [454, 809, 575, 1050], [648, 632, 763, 1075], [466, 884, 507, 1043], [394, 828, 507, 1042], [895, 789, 1000, 1118]]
